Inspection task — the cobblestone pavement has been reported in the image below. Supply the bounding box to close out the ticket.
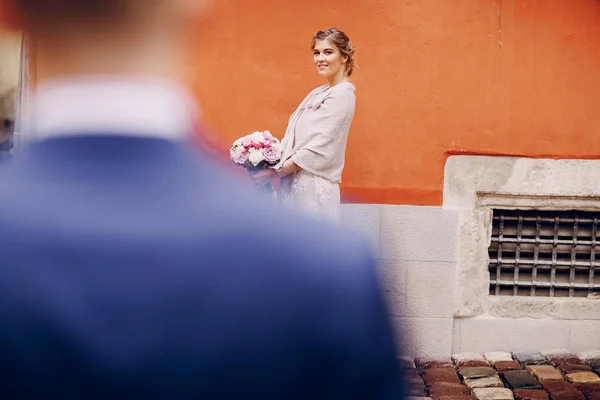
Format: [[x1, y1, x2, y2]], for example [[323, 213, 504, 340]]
[[402, 350, 600, 400]]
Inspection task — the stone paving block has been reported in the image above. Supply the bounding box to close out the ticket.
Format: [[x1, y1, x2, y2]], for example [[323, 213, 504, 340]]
[[438, 396, 477, 400], [513, 389, 549, 400], [464, 376, 505, 390], [566, 372, 600, 384], [566, 358, 587, 366], [428, 382, 471, 398], [513, 352, 547, 366], [560, 364, 594, 374], [548, 357, 584, 370], [485, 352, 514, 363], [459, 367, 497, 379], [495, 361, 525, 373], [453, 353, 487, 364], [527, 365, 564, 382], [422, 368, 462, 387], [543, 380, 578, 391], [551, 357, 586, 367], [579, 352, 600, 362], [573, 382, 600, 397], [589, 360, 600, 369], [416, 356, 454, 369], [542, 380, 584, 400], [458, 360, 490, 368], [546, 390, 585, 400], [472, 387, 514, 400], [502, 370, 543, 390]]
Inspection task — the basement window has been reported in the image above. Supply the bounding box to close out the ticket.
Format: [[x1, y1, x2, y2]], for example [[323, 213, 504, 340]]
[[488, 209, 600, 298]]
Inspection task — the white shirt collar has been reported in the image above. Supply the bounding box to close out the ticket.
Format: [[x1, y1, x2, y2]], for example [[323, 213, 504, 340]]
[[30, 77, 199, 142]]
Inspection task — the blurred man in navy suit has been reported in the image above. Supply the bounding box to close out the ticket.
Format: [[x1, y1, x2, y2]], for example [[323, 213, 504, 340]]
[[0, 1, 403, 398]]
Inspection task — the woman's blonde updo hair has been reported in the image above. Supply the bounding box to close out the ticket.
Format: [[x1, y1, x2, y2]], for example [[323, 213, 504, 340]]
[[311, 28, 356, 77]]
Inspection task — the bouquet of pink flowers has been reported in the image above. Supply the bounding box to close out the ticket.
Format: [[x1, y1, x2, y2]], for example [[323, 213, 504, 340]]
[[230, 130, 283, 194]]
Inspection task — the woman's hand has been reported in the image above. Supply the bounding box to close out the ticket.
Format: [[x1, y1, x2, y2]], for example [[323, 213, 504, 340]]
[[249, 168, 278, 187], [277, 159, 300, 178]]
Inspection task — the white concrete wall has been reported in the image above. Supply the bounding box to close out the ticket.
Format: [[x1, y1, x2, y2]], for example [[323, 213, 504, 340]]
[[341, 204, 459, 357], [342, 156, 600, 357]]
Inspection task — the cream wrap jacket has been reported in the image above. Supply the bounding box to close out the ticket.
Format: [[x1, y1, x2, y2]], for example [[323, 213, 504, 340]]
[[276, 81, 356, 183]]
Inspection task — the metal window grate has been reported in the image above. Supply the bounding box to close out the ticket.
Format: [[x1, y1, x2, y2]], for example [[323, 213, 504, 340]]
[[488, 209, 599, 298]]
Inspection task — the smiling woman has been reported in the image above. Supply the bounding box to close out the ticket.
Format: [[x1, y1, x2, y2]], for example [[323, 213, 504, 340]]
[[312, 28, 356, 81], [251, 28, 357, 223]]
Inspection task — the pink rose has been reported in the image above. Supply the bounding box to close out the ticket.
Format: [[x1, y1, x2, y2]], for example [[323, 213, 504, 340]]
[[263, 139, 272, 148], [251, 140, 263, 149], [231, 147, 249, 164], [242, 138, 253, 149], [263, 146, 282, 164]]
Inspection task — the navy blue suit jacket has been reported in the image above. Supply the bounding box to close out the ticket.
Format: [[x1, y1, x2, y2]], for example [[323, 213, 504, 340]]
[[0, 136, 402, 399]]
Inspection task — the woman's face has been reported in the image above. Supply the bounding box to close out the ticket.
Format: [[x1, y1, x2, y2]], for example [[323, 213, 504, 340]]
[[313, 39, 348, 79]]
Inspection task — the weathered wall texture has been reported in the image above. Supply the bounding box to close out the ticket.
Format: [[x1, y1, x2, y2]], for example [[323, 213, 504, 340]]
[[188, 0, 600, 205]]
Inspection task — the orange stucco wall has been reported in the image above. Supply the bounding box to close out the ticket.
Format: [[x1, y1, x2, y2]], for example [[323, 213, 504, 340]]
[[189, 0, 600, 205]]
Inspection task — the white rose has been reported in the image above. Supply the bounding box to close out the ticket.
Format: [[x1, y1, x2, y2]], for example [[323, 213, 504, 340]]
[[248, 148, 264, 166], [250, 131, 264, 141]]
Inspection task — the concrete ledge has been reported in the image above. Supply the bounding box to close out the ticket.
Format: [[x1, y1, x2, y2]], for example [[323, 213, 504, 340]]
[[454, 316, 573, 353]]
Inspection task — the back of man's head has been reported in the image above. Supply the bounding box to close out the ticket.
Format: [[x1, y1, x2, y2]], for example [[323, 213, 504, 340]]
[[8, 0, 154, 32], [17, 0, 123, 19], [1, 0, 208, 81], [3, 0, 210, 33]]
